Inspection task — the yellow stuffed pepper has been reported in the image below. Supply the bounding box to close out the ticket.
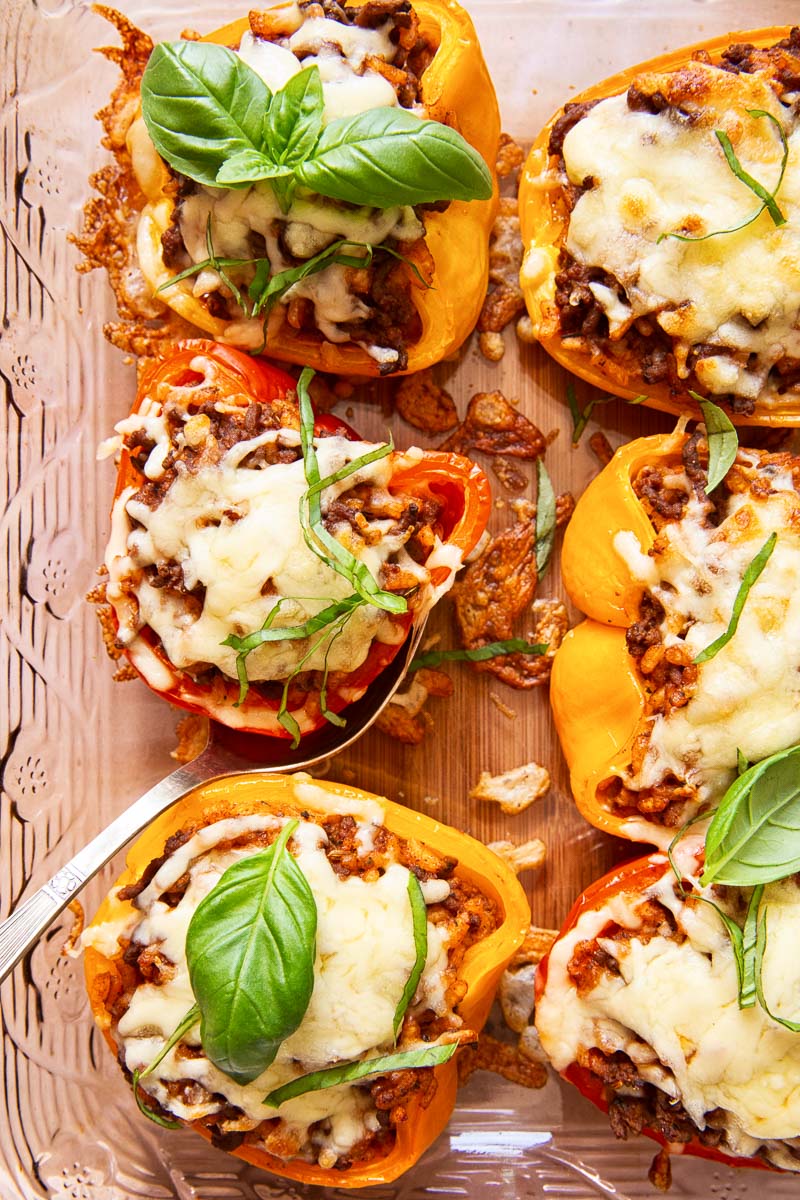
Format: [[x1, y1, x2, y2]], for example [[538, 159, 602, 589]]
[[518, 27, 800, 424], [80, 0, 499, 376], [83, 773, 530, 1187], [551, 428, 800, 847]]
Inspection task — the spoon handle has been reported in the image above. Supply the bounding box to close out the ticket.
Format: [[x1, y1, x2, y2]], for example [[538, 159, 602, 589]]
[[0, 741, 235, 984]]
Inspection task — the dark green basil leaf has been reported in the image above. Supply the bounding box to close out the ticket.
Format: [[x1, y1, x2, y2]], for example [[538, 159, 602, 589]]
[[755, 904, 800, 1031], [409, 639, 547, 672], [140, 42, 273, 187], [264, 65, 324, 168], [701, 743, 800, 886], [296, 108, 492, 208], [534, 458, 556, 577], [393, 875, 428, 1041], [693, 531, 776, 665], [216, 149, 291, 186], [185, 819, 317, 1084], [690, 392, 738, 493], [263, 1041, 459, 1107]]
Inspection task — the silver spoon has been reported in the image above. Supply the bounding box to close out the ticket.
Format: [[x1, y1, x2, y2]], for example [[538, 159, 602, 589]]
[[0, 614, 427, 983]]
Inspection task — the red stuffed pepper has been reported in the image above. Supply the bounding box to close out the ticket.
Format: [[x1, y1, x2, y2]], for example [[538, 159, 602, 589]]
[[101, 341, 490, 739], [535, 839, 800, 1174]]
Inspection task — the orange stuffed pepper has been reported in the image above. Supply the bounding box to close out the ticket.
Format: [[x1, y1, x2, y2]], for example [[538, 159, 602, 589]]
[[535, 842, 800, 1174], [550, 427, 800, 847], [79, 0, 499, 375], [83, 773, 531, 1187], [100, 341, 490, 740], [518, 27, 800, 424]]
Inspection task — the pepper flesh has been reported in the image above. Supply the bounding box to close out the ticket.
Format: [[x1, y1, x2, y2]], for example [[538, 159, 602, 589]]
[[535, 854, 775, 1173], [84, 773, 531, 1188], [517, 26, 797, 426], [108, 342, 491, 737], [550, 431, 686, 844], [130, 0, 500, 376]]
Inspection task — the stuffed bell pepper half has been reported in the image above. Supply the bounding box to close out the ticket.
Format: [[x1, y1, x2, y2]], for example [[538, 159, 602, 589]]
[[518, 26, 800, 423], [551, 424, 800, 847], [83, 772, 531, 1186], [78, 0, 500, 375], [100, 341, 490, 741]]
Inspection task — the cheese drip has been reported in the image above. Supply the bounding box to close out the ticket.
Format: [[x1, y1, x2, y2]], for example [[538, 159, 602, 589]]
[[89, 799, 454, 1164], [536, 848, 800, 1170], [613, 459, 800, 809], [562, 63, 800, 403]]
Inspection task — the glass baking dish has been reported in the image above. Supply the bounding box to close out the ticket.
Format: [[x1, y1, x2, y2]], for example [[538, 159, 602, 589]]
[[1, 0, 799, 1195]]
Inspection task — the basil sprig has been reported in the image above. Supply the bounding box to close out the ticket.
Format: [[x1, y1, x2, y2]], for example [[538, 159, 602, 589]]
[[701, 743, 800, 887], [692, 531, 777, 665], [659, 108, 788, 243], [534, 458, 556, 577], [132, 1005, 200, 1128], [185, 819, 317, 1084], [159, 217, 428, 328], [691, 392, 738, 493], [141, 44, 492, 210], [263, 1041, 459, 1108], [409, 639, 548, 672], [393, 875, 428, 1041]]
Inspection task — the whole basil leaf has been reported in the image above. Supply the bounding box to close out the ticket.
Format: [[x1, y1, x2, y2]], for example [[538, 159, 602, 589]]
[[263, 1041, 459, 1107], [392, 875, 428, 1040], [701, 743, 800, 886], [140, 42, 273, 187], [691, 392, 738, 493], [296, 108, 493, 207], [185, 819, 317, 1085], [265, 65, 324, 168]]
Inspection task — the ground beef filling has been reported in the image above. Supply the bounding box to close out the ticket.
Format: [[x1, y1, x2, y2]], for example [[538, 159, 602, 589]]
[[550, 30, 800, 414], [119, 391, 445, 699], [564, 892, 800, 1166], [597, 441, 800, 824], [159, 0, 441, 374], [108, 816, 499, 1167]]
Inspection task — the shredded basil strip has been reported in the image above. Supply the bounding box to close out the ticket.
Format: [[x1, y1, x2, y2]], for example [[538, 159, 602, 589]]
[[186, 819, 317, 1085], [297, 368, 407, 614], [409, 640, 548, 672], [690, 392, 738, 493], [755, 905, 800, 1031], [534, 458, 556, 577], [132, 1005, 200, 1129], [693, 532, 776, 665], [701, 742, 800, 887], [275, 608, 356, 747], [659, 108, 788, 242], [392, 875, 428, 1041], [566, 386, 648, 443], [263, 1041, 458, 1108], [739, 884, 764, 1010]]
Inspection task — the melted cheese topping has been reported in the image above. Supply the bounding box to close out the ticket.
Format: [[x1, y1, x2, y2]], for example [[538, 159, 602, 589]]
[[615, 459, 800, 812], [104, 367, 434, 685], [562, 63, 800, 402], [166, 6, 424, 354], [536, 848, 800, 1168], [88, 795, 455, 1163]]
